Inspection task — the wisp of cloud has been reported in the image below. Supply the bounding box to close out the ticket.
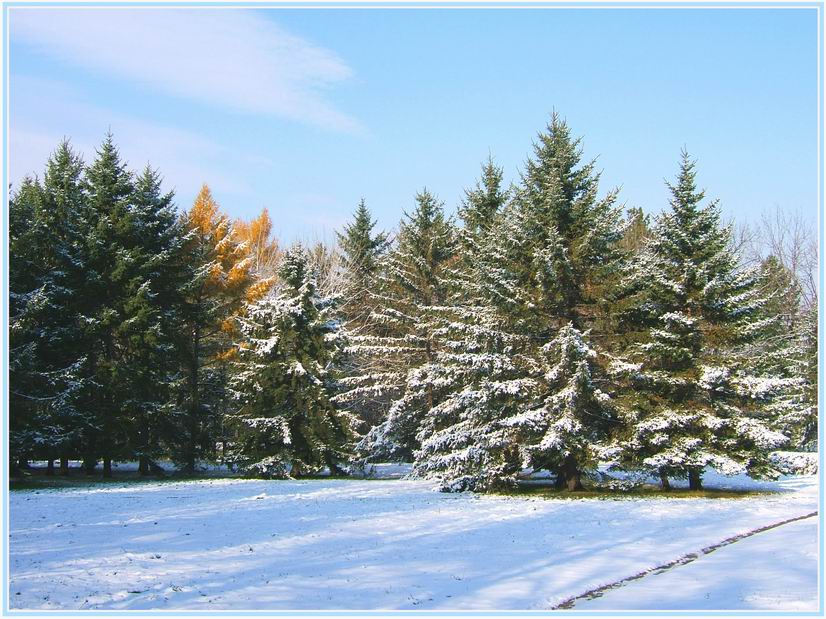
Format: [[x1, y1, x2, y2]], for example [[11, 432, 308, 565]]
[[11, 8, 362, 133]]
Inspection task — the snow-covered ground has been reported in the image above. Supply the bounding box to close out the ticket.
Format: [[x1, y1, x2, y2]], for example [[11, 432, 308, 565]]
[[8, 471, 819, 611], [576, 516, 818, 611]]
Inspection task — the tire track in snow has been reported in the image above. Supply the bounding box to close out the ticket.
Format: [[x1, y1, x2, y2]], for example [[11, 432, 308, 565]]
[[552, 510, 819, 610]]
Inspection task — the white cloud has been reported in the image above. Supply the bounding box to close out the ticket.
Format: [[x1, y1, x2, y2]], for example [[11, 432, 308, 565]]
[[9, 76, 257, 202], [10, 7, 361, 133]]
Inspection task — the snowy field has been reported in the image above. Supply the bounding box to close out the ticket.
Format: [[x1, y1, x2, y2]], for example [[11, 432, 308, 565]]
[[8, 470, 820, 611]]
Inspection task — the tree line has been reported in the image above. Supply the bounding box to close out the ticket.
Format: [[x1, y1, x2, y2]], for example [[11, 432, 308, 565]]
[[9, 115, 817, 491]]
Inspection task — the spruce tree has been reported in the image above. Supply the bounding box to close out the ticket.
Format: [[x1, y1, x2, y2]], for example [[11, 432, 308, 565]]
[[410, 161, 530, 491], [38, 143, 96, 472], [750, 256, 816, 449], [10, 143, 91, 472], [471, 115, 624, 489], [411, 301, 535, 491], [610, 153, 788, 489], [77, 133, 139, 476], [9, 175, 52, 468], [457, 157, 508, 246], [337, 199, 389, 327], [118, 166, 185, 475], [229, 245, 356, 477], [508, 324, 614, 490], [338, 189, 458, 460], [483, 113, 624, 334]]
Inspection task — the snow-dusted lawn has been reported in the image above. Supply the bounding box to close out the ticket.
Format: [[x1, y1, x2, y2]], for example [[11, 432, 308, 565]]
[[8, 471, 819, 611], [576, 516, 818, 611]]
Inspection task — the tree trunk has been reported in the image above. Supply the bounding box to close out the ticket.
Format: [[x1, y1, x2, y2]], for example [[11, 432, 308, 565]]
[[185, 325, 201, 476], [326, 454, 345, 477], [560, 456, 583, 491], [139, 455, 150, 476], [83, 457, 96, 475], [566, 469, 583, 491], [688, 468, 702, 490], [17, 457, 29, 470], [60, 457, 69, 476], [659, 470, 671, 491], [102, 457, 112, 478], [46, 459, 55, 476]]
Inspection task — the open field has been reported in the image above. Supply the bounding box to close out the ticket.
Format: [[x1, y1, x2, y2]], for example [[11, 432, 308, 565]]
[[8, 469, 819, 611]]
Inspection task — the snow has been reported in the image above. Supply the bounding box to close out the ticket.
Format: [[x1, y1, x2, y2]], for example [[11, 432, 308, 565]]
[[576, 516, 818, 611], [9, 471, 819, 611]]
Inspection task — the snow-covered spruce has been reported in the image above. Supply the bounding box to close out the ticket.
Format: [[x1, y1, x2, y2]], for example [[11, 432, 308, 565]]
[[228, 245, 358, 478], [504, 324, 615, 491], [609, 153, 788, 489], [337, 189, 459, 462]]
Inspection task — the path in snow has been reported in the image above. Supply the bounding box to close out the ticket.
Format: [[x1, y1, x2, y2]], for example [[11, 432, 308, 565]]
[[572, 514, 819, 611], [8, 471, 819, 610]]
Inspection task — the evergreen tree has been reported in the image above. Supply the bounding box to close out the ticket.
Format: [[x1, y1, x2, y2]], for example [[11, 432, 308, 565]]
[[750, 256, 816, 449], [74, 133, 139, 476], [411, 301, 536, 491], [795, 303, 818, 450], [409, 160, 528, 491], [508, 324, 614, 490], [458, 157, 508, 246], [619, 207, 651, 254], [9, 175, 54, 468], [465, 115, 624, 489], [337, 199, 389, 327], [338, 189, 458, 460], [483, 113, 624, 334], [229, 245, 356, 477], [118, 166, 186, 475], [610, 153, 787, 489]]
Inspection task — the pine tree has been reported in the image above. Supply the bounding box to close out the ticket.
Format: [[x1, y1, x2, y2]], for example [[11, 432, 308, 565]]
[[118, 166, 186, 475], [74, 133, 141, 476], [750, 256, 816, 449], [334, 200, 390, 432], [409, 161, 530, 491], [9, 174, 54, 469], [483, 113, 624, 334], [619, 207, 651, 254], [508, 324, 614, 490], [337, 189, 458, 460], [465, 115, 624, 489], [795, 303, 818, 449], [610, 153, 788, 489], [229, 245, 356, 477], [411, 301, 536, 491], [337, 199, 389, 326], [458, 157, 508, 246]]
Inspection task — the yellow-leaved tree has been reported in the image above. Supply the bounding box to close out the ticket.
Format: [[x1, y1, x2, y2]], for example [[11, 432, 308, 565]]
[[235, 207, 282, 284], [173, 184, 269, 472]]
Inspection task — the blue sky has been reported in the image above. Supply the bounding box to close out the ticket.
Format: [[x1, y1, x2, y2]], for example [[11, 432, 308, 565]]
[[9, 6, 820, 242]]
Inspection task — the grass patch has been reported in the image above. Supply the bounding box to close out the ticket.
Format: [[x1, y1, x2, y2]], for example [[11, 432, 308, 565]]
[[8, 471, 216, 491], [8, 470, 393, 491], [496, 482, 772, 500]]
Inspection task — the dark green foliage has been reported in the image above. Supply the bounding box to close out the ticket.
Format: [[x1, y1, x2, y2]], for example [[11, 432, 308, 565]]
[[9, 143, 90, 468], [340, 189, 458, 460], [9, 136, 187, 476], [229, 246, 356, 477], [9, 118, 815, 491], [610, 153, 788, 489], [337, 199, 389, 327]]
